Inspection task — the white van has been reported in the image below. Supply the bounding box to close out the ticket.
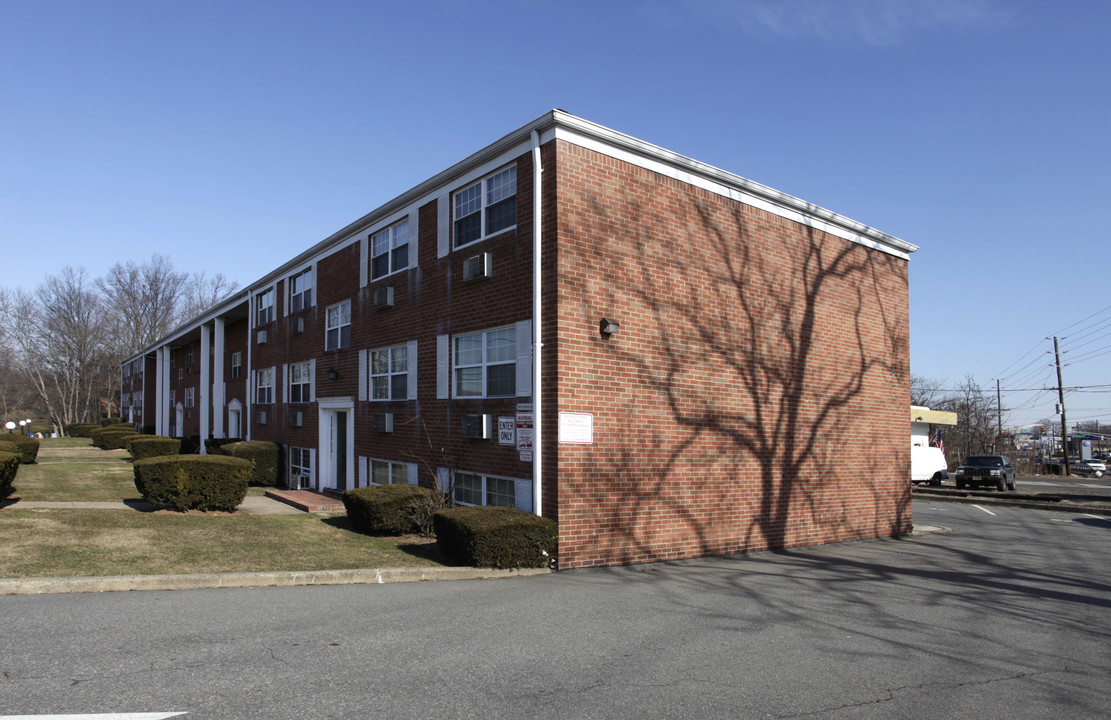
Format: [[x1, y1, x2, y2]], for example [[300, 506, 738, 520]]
[[911, 444, 948, 485]]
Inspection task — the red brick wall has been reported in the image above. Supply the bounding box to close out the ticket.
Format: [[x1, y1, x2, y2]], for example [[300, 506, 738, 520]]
[[550, 140, 911, 568]]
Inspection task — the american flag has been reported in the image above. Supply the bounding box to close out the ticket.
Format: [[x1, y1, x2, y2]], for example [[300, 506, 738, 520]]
[[932, 429, 944, 456]]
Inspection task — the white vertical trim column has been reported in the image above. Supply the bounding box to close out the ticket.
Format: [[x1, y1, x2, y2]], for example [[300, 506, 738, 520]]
[[212, 316, 225, 439], [530, 129, 544, 518], [199, 324, 211, 454], [158, 345, 172, 437]]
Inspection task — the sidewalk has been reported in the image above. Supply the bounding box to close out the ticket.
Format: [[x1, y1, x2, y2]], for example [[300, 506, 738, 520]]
[[2, 494, 308, 515]]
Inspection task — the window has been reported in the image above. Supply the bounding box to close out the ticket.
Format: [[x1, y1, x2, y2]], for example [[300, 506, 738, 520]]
[[370, 459, 410, 486], [453, 471, 516, 508], [371, 218, 409, 280], [187, 344, 195, 364], [290, 447, 312, 489], [289, 360, 312, 403], [256, 367, 274, 405], [231, 351, 242, 379], [454, 327, 515, 398], [177, 367, 184, 388], [290, 269, 312, 313], [256, 288, 275, 325], [369, 345, 407, 400], [325, 301, 351, 351], [184, 387, 195, 408], [454, 165, 516, 247]]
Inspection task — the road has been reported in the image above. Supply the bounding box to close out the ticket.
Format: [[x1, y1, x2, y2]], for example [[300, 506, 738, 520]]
[[1, 500, 1109, 719], [929, 473, 1111, 498]]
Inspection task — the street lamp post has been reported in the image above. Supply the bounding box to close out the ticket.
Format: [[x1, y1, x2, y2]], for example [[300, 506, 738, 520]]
[[4, 421, 14, 434]]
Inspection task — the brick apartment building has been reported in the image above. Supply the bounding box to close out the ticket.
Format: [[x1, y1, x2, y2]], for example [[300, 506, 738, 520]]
[[121, 110, 917, 569]]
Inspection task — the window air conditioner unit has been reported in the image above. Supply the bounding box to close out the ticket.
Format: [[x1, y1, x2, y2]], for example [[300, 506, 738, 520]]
[[290, 411, 303, 427], [374, 412, 394, 433], [374, 285, 394, 309], [292, 316, 304, 334], [290, 474, 310, 490], [462, 252, 492, 282], [257, 329, 268, 344], [461, 413, 492, 439], [256, 410, 267, 425]]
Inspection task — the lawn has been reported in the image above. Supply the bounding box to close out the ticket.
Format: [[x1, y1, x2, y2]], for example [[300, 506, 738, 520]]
[[0, 438, 444, 578]]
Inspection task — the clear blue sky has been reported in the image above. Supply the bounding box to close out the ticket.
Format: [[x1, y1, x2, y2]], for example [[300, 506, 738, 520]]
[[2, 0, 1108, 429]]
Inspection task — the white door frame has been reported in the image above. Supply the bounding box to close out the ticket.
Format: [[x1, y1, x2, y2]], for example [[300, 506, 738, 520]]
[[317, 396, 354, 492]]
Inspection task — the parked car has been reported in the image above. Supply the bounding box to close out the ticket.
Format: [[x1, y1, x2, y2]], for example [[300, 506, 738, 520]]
[[954, 455, 1016, 492], [1075, 459, 1106, 478]]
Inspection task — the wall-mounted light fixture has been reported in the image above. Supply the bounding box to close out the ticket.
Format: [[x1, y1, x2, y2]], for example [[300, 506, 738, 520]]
[[599, 317, 620, 336], [326, 367, 339, 380]]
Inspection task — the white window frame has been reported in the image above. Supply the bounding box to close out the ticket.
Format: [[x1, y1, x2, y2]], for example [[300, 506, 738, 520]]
[[369, 344, 409, 401], [453, 165, 517, 249], [368, 458, 416, 487], [288, 360, 312, 404], [452, 471, 520, 508], [325, 300, 351, 351], [371, 218, 410, 280], [453, 326, 516, 398], [231, 351, 242, 379], [184, 387, 195, 409], [256, 288, 275, 325], [290, 447, 313, 488], [256, 366, 275, 405], [289, 269, 312, 313]]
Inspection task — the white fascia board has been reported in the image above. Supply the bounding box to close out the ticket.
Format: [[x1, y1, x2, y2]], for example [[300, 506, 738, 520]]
[[548, 115, 916, 260]]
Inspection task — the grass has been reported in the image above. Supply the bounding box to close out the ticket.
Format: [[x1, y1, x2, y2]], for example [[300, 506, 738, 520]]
[[0, 438, 444, 578]]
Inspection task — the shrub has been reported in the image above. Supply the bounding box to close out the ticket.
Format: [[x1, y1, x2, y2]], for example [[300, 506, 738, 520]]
[[100, 417, 124, 427], [133, 455, 250, 512], [128, 436, 182, 460], [203, 437, 244, 454], [343, 484, 442, 535], [98, 430, 142, 450], [0, 450, 19, 499], [0, 435, 40, 464], [216, 441, 279, 486], [66, 423, 100, 438], [89, 424, 134, 447], [433, 506, 558, 569]]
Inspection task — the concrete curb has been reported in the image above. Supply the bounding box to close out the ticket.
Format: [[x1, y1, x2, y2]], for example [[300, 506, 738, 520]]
[[0, 566, 552, 596]]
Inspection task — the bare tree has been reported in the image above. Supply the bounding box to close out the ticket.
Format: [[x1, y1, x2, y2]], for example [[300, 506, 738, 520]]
[[910, 374, 944, 407], [178, 272, 240, 322], [97, 254, 190, 358], [935, 374, 999, 459], [0, 268, 108, 430]]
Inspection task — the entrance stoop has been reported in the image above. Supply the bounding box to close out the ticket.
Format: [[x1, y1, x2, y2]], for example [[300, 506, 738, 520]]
[[265, 489, 346, 513]]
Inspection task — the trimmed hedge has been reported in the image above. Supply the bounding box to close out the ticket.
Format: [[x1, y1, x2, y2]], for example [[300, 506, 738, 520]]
[[0, 436, 40, 464], [342, 484, 443, 535], [433, 506, 558, 569], [0, 450, 19, 499], [88, 424, 134, 447], [132, 455, 251, 511], [128, 436, 182, 460], [98, 430, 142, 450], [100, 417, 124, 426], [214, 441, 279, 486], [66, 423, 100, 438]]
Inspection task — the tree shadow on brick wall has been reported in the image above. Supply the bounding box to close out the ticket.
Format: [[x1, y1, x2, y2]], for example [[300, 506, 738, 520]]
[[577, 192, 909, 561]]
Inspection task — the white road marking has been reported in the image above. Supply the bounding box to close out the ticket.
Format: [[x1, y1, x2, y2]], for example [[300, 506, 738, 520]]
[[972, 504, 997, 516], [1081, 514, 1108, 520], [0, 714, 186, 719]]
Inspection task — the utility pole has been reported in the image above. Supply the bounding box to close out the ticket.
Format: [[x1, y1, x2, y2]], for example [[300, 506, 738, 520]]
[[1053, 336, 1071, 476], [996, 378, 1003, 452]]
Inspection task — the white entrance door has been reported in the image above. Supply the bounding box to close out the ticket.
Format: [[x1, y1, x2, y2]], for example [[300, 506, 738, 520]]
[[318, 399, 354, 492]]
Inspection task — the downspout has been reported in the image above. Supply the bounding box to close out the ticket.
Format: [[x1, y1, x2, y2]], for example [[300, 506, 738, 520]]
[[531, 129, 544, 517]]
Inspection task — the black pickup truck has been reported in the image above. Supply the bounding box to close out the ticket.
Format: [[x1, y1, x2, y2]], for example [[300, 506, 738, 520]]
[[954, 455, 1016, 492]]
